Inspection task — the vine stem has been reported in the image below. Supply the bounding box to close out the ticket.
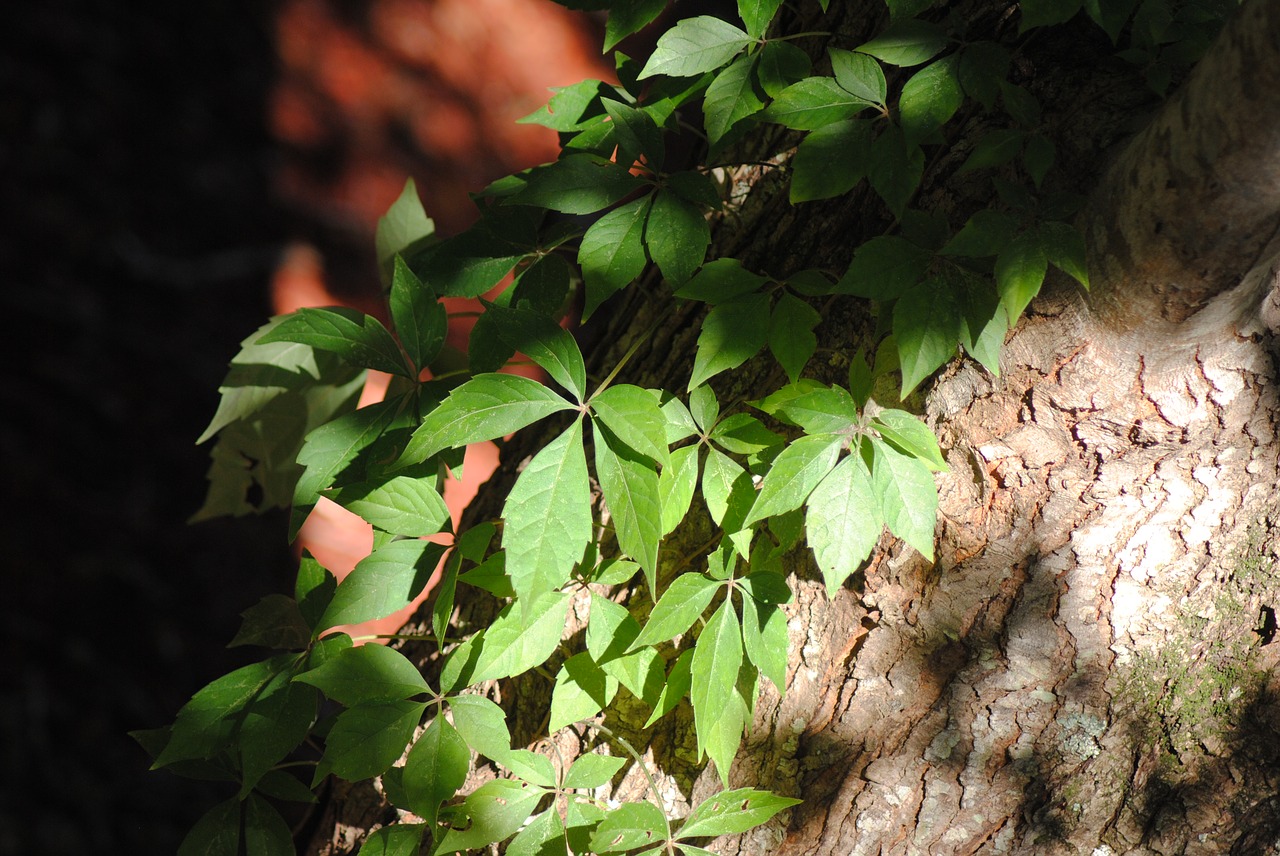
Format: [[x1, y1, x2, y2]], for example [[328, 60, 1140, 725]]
[[588, 313, 667, 402], [590, 721, 676, 853]]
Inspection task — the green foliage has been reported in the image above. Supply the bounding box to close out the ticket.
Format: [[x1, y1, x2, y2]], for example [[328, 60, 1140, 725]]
[[153, 0, 1231, 851]]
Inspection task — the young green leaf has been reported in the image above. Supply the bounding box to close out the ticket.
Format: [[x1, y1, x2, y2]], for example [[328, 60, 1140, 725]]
[[659, 444, 700, 535], [481, 302, 588, 401], [700, 447, 756, 536], [768, 293, 821, 383], [403, 717, 470, 828], [869, 437, 937, 559], [708, 413, 781, 456], [591, 384, 669, 466], [398, 374, 574, 466], [646, 190, 711, 285], [742, 433, 843, 527], [688, 384, 719, 432], [899, 56, 963, 147], [703, 54, 766, 148], [995, 229, 1049, 320], [645, 648, 694, 727], [674, 257, 767, 304], [579, 195, 652, 319], [589, 802, 669, 853], [389, 257, 446, 373], [604, 0, 667, 51], [790, 118, 872, 203], [894, 279, 961, 395], [756, 40, 812, 98], [550, 652, 621, 731], [357, 823, 425, 856], [638, 16, 753, 79], [376, 178, 435, 284], [321, 700, 426, 782], [676, 788, 801, 839], [331, 475, 449, 538], [594, 422, 663, 590], [317, 539, 447, 631], [805, 455, 882, 595], [416, 208, 536, 298], [435, 779, 547, 855], [290, 401, 399, 535], [446, 694, 513, 761], [506, 809, 564, 856], [764, 76, 872, 130], [855, 20, 948, 67], [518, 79, 604, 131], [738, 0, 783, 39], [604, 98, 665, 170], [767, 385, 859, 435], [260, 307, 409, 377], [872, 409, 947, 471], [690, 599, 744, 765], [829, 48, 887, 105], [510, 153, 646, 215], [563, 753, 628, 790], [503, 420, 592, 612], [295, 643, 429, 706], [741, 598, 789, 690], [586, 593, 641, 663], [629, 573, 719, 650], [689, 292, 771, 389], [459, 593, 573, 689], [866, 125, 925, 217]]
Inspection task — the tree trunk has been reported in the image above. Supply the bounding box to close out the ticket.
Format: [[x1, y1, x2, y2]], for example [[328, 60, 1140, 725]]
[[308, 2, 1280, 853]]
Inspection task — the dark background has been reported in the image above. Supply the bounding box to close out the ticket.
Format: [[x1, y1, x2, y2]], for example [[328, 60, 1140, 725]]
[[1, 1, 303, 851]]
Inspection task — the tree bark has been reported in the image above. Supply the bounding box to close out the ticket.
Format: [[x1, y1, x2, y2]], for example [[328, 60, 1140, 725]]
[[307, 1, 1280, 853]]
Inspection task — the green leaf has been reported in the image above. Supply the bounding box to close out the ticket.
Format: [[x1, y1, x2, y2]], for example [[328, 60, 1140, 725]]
[[604, 98, 665, 170], [956, 128, 1024, 175], [321, 700, 426, 782], [630, 573, 719, 650], [894, 279, 960, 395], [550, 652, 621, 731], [446, 694, 512, 761], [260, 307, 408, 377], [579, 195, 653, 319], [291, 401, 398, 536], [416, 207, 536, 298], [768, 293, 821, 383], [690, 599, 744, 766], [898, 56, 963, 146], [959, 281, 1008, 375], [1084, 0, 1139, 42], [674, 257, 767, 303], [689, 292, 771, 389], [957, 41, 1011, 110], [939, 209, 1020, 257], [677, 788, 801, 839], [519, 79, 605, 130], [503, 420, 592, 612], [586, 593, 639, 663], [592, 385, 669, 466], [237, 677, 317, 797], [506, 809, 565, 856], [244, 795, 294, 856], [829, 48, 886, 105], [254, 770, 318, 804], [179, 799, 240, 856], [869, 437, 937, 559], [646, 190, 711, 285], [708, 413, 781, 455], [605, 0, 667, 51], [703, 54, 766, 149], [511, 253, 573, 315], [738, 0, 783, 38], [764, 76, 871, 130], [700, 448, 756, 547], [756, 40, 812, 98], [688, 384, 719, 432], [638, 16, 753, 79], [885, 0, 934, 19], [389, 256, 445, 372], [742, 433, 843, 527], [436, 779, 547, 854], [659, 444, 700, 536], [805, 455, 882, 596], [1019, 0, 1084, 32], [510, 153, 647, 215], [866, 125, 924, 217], [1000, 81, 1041, 127], [590, 802, 669, 853], [482, 302, 588, 401], [403, 717, 470, 827], [398, 374, 573, 466], [645, 648, 694, 727], [1037, 221, 1089, 288], [332, 475, 449, 537], [594, 422, 663, 591], [768, 386, 859, 435], [741, 598, 789, 690], [295, 643, 429, 706], [467, 593, 573, 687], [317, 539, 446, 631], [228, 594, 311, 650], [376, 179, 435, 284], [855, 20, 948, 67], [995, 229, 1048, 320], [872, 409, 947, 471], [563, 753, 628, 790], [701, 686, 748, 787], [1023, 133, 1055, 187], [357, 824, 425, 856], [665, 170, 723, 209], [790, 118, 871, 203]]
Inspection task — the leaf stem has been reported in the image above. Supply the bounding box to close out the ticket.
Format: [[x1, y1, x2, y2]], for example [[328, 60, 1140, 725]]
[[588, 313, 667, 401], [590, 721, 676, 850]]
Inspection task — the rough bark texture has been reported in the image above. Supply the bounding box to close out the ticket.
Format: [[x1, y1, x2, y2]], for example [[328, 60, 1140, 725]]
[[308, 2, 1280, 853]]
